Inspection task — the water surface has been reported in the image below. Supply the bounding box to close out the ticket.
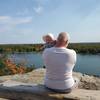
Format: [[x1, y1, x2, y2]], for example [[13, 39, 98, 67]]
[[8, 53, 100, 76]]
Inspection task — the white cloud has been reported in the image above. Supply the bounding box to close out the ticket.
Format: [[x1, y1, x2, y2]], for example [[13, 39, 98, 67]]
[[0, 16, 32, 25], [0, 16, 11, 24], [13, 17, 32, 25], [33, 6, 43, 14], [32, 0, 50, 15], [0, 16, 33, 33], [0, 16, 10, 20]]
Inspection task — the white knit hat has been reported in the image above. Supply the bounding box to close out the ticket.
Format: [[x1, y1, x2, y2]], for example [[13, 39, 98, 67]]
[[47, 33, 54, 40], [43, 33, 54, 42]]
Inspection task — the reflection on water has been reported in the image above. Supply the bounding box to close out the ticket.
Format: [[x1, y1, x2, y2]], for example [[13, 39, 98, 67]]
[[8, 53, 100, 76], [8, 52, 43, 68]]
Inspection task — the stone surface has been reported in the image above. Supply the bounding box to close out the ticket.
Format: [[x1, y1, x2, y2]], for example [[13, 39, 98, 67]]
[[0, 68, 100, 100], [0, 80, 100, 100], [0, 68, 100, 90]]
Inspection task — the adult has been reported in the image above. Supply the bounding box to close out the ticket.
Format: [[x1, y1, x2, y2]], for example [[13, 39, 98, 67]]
[[42, 32, 78, 93]]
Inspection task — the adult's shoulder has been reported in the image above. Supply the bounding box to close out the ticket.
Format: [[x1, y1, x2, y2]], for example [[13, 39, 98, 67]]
[[67, 48, 76, 55], [42, 47, 54, 58]]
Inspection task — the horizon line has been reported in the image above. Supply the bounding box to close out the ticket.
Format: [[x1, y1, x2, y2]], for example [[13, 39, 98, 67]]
[[0, 42, 100, 45]]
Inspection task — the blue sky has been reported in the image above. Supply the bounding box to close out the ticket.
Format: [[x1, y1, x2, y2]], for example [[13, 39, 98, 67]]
[[0, 0, 100, 44]]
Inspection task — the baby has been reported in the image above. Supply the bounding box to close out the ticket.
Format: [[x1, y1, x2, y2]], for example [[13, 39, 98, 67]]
[[42, 33, 56, 49]]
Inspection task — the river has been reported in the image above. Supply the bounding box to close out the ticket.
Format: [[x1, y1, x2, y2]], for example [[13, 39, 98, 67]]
[[8, 52, 100, 76]]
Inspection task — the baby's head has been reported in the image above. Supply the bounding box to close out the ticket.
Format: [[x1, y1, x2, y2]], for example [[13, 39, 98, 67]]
[[43, 33, 55, 43]]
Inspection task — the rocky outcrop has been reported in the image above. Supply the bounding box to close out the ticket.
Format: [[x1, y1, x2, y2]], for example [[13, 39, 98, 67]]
[[0, 68, 100, 90], [73, 72, 100, 90], [0, 80, 100, 100], [0, 68, 100, 100]]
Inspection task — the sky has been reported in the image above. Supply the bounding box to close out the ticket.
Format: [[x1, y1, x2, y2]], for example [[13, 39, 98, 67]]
[[0, 0, 100, 44]]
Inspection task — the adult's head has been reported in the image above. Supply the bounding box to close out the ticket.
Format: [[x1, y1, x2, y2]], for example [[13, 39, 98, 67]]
[[56, 32, 70, 48]]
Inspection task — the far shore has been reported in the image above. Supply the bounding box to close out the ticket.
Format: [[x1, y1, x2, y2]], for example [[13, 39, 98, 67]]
[[0, 43, 100, 54]]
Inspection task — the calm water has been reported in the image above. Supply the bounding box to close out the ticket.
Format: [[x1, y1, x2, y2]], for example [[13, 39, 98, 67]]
[[8, 53, 100, 76]]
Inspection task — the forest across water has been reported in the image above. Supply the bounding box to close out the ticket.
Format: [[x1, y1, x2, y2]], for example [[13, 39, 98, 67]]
[[0, 43, 100, 54]]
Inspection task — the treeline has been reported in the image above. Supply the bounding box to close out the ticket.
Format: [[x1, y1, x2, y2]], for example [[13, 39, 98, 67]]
[[0, 43, 100, 54], [68, 43, 100, 54], [0, 44, 43, 53]]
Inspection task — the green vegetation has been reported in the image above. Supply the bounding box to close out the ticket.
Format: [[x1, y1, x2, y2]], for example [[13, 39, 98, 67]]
[[0, 43, 100, 54], [0, 44, 43, 53], [68, 43, 100, 54]]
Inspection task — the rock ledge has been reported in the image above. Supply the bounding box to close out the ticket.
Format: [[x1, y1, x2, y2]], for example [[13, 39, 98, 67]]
[[0, 68, 100, 100]]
